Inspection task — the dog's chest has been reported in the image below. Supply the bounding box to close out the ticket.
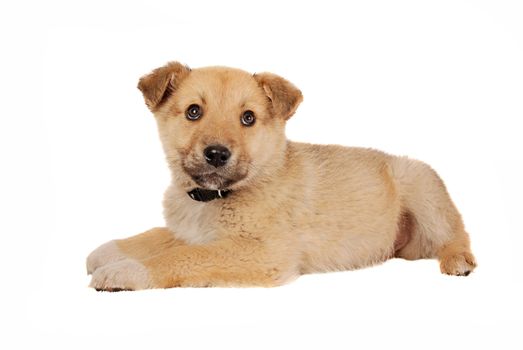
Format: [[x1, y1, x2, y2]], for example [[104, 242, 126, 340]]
[[164, 199, 220, 244]]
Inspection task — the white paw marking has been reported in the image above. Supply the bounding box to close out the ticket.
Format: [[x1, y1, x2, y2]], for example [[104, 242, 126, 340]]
[[89, 259, 152, 291], [86, 240, 127, 274]]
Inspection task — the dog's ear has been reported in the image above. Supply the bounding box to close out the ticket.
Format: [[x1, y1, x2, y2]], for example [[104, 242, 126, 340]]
[[254, 73, 303, 120], [137, 61, 191, 111]]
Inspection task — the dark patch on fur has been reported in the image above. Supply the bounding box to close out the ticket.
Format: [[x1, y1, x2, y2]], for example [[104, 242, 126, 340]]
[[394, 210, 413, 255]]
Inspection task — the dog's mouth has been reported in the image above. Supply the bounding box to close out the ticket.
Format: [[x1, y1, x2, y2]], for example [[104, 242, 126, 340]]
[[180, 154, 251, 190], [191, 172, 235, 190], [183, 167, 247, 190]]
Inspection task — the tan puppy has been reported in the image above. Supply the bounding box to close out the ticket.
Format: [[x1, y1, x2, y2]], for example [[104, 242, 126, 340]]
[[87, 62, 476, 291]]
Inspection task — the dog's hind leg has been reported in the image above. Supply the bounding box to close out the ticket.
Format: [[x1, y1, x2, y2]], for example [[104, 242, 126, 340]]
[[391, 157, 477, 276]]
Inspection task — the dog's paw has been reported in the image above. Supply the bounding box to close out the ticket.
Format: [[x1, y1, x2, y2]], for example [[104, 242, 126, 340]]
[[89, 259, 152, 291], [86, 240, 127, 275], [440, 252, 477, 276]]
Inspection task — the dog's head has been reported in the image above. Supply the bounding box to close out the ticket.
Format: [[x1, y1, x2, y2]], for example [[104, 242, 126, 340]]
[[138, 62, 303, 191]]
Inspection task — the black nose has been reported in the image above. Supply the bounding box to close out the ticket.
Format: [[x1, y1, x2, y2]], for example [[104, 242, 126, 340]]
[[204, 145, 231, 168]]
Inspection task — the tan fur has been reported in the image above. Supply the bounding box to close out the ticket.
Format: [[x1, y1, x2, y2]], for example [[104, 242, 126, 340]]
[[87, 62, 476, 290]]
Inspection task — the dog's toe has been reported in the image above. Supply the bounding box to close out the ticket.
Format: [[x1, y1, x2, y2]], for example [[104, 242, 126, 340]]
[[86, 240, 128, 275], [89, 259, 152, 291], [440, 252, 477, 276]]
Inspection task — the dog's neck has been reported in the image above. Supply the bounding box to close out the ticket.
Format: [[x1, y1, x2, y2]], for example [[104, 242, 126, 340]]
[[187, 188, 231, 202]]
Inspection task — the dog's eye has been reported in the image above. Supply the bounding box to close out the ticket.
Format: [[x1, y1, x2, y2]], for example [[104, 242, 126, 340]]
[[241, 110, 256, 127], [186, 104, 202, 120]]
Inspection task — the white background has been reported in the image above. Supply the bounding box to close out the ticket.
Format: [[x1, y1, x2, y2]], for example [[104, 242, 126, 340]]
[[1, 0, 522, 348]]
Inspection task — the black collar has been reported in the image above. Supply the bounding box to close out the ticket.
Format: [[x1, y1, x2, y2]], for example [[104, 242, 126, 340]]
[[187, 188, 231, 202]]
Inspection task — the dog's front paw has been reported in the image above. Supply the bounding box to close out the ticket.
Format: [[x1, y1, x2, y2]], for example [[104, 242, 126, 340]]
[[86, 240, 128, 275], [89, 259, 152, 291]]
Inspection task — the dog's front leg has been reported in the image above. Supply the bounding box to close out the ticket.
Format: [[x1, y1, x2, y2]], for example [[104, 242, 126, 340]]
[[86, 227, 185, 276], [90, 237, 294, 291]]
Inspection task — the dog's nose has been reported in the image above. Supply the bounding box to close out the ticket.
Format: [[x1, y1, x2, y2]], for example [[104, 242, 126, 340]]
[[204, 145, 231, 167]]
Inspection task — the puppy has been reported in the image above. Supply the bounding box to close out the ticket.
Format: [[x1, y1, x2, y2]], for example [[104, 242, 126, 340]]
[[87, 62, 476, 291]]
